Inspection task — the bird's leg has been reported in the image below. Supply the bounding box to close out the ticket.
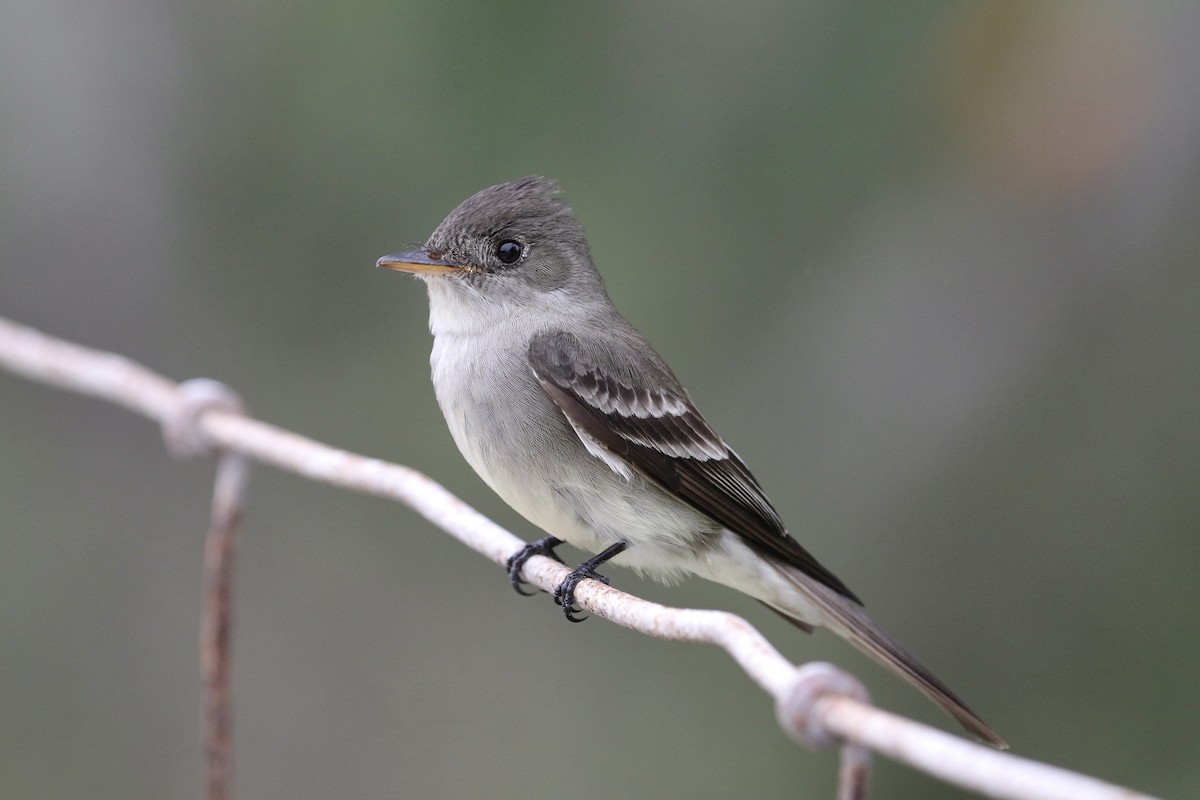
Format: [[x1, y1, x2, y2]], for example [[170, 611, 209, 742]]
[[505, 536, 565, 596], [555, 541, 627, 622]]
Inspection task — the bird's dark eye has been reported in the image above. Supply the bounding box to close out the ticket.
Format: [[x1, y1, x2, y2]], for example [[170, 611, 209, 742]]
[[495, 240, 523, 265]]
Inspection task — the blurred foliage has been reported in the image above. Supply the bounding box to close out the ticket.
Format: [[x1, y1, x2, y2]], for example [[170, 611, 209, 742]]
[[2, 2, 1198, 798]]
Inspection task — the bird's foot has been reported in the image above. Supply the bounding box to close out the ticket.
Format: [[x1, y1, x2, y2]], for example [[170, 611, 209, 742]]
[[505, 536, 564, 596], [553, 542, 627, 622], [553, 566, 611, 622]]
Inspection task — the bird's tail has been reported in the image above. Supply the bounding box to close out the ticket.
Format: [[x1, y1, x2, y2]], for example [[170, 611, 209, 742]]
[[776, 570, 1008, 749]]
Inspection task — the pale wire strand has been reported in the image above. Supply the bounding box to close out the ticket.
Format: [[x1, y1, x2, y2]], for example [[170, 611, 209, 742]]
[[0, 315, 1161, 800]]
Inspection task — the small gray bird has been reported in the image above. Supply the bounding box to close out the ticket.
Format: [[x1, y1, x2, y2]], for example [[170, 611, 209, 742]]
[[378, 176, 1005, 749]]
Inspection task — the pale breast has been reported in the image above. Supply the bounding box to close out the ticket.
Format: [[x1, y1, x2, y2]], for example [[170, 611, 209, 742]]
[[429, 331, 595, 538], [427, 328, 720, 576]]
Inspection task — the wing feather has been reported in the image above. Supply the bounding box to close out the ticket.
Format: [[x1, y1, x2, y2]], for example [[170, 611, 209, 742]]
[[528, 330, 860, 603]]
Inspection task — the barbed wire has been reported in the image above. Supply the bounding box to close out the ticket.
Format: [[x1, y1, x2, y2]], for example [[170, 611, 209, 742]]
[[0, 314, 1161, 800]]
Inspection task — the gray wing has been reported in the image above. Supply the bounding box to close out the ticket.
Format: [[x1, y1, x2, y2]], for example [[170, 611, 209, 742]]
[[528, 330, 860, 604]]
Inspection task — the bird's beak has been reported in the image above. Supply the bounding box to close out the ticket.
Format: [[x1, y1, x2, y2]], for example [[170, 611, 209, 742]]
[[376, 249, 462, 275]]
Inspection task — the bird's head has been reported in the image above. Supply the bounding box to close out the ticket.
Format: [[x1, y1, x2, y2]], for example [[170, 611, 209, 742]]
[[378, 177, 610, 331]]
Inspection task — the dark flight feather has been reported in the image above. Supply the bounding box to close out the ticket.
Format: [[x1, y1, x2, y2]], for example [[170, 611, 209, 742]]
[[528, 330, 861, 604]]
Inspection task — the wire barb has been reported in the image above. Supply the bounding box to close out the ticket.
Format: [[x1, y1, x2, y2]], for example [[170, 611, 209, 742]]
[[164, 378, 245, 459], [776, 662, 870, 750], [776, 663, 873, 800]]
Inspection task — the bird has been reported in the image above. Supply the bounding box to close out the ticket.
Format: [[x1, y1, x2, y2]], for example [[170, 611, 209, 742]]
[[377, 176, 1006, 748]]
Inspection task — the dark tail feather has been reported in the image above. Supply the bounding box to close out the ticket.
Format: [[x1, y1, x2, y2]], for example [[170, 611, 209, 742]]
[[784, 580, 1008, 749]]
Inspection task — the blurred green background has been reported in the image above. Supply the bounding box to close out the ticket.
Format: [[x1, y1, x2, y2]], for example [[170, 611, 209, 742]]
[[2, 2, 1198, 798]]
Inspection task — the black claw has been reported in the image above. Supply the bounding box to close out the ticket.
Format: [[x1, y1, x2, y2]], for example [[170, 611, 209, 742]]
[[554, 574, 589, 622], [505, 536, 565, 595], [550, 542, 627, 623]]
